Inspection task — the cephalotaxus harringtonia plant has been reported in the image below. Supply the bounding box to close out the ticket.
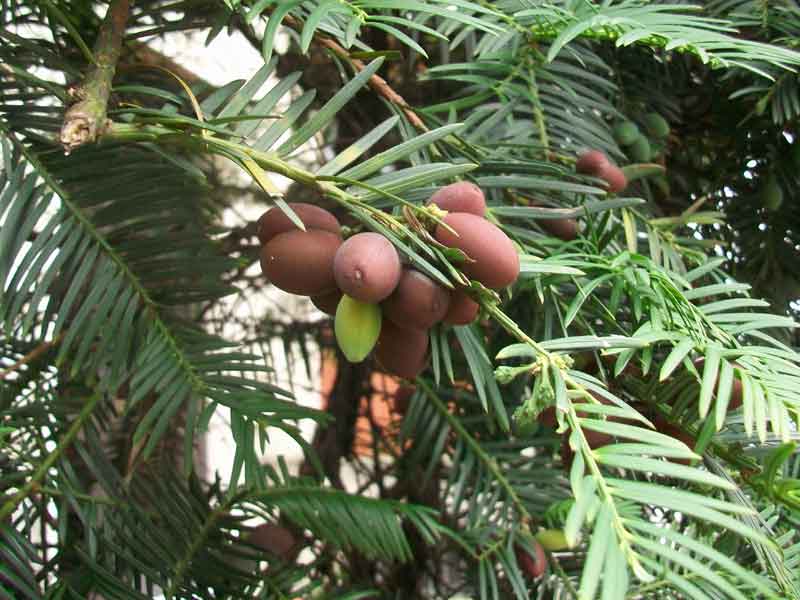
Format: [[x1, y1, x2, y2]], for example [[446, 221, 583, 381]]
[[2, 1, 800, 598]]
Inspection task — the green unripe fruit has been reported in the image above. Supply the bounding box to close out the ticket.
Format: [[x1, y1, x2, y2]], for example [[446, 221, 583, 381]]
[[335, 295, 382, 363], [628, 135, 652, 163], [613, 121, 640, 146], [762, 175, 783, 211], [642, 112, 670, 139], [535, 528, 570, 551], [649, 140, 665, 161]]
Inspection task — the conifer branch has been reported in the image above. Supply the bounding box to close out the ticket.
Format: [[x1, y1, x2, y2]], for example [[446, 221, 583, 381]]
[[59, 0, 131, 152], [0, 392, 102, 522], [279, 13, 428, 132]]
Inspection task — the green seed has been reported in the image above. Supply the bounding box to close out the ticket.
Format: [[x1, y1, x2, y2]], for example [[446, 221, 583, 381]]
[[628, 135, 652, 163], [535, 528, 571, 551], [335, 294, 382, 362], [643, 112, 670, 138], [762, 175, 783, 212], [613, 121, 641, 146]]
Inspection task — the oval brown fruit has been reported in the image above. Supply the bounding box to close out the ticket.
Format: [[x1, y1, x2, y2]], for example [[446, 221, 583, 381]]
[[257, 203, 341, 245], [260, 230, 340, 295], [598, 163, 627, 194], [310, 288, 342, 316], [435, 213, 520, 289], [443, 288, 479, 325], [333, 232, 402, 303], [383, 269, 450, 330], [576, 150, 609, 175], [692, 358, 743, 410], [248, 523, 299, 562], [515, 542, 547, 579], [652, 417, 696, 466], [540, 217, 578, 241], [374, 320, 429, 379], [429, 181, 486, 217]]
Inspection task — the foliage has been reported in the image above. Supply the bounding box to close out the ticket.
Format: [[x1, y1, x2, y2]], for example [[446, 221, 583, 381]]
[[2, 0, 800, 599]]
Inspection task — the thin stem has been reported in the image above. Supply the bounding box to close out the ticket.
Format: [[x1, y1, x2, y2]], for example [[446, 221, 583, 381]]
[[166, 501, 231, 599], [37, 486, 121, 507], [0, 333, 64, 380], [416, 378, 530, 521], [526, 59, 549, 151], [484, 302, 549, 357], [276, 12, 427, 131], [548, 552, 579, 599], [562, 374, 646, 579], [0, 393, 102, 522], [60, 0, 131, 151]]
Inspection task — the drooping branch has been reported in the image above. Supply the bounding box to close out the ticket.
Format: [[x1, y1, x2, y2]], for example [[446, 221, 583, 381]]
[[277, 13, 428, 132], [59, 0, 131, 152]]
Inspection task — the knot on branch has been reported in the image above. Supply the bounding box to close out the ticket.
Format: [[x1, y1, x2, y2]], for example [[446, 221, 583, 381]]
[[60, 110, 100, 153]]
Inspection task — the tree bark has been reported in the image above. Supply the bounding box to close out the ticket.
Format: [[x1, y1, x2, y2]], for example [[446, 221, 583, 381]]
[[60, 0, 131, 152]]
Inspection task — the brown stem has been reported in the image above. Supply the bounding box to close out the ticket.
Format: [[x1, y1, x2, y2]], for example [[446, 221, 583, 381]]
[[0, 333, 64, 380], [279, 13, 427, 132], [59, 0, 131, 152]]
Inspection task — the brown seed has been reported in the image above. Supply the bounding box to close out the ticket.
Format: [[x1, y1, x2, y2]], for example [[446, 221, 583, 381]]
[[310, 288, 342, 316], [515, 542, 547, 579], [257, 203, 341, 245], [383, 269, 451, 330], [333, 232, 402, 303], [443, 288, 479, 325], [652, 417, 696, 466], [248, 523, 298, 562], [435, 213, 519, 289], [576, 150, 609, 175], [393, 385, 416, 414], [374, 320, 429, 379], [539, 406, 557, 429], [429, 181, 486, 217], [598, 163, 628, 194], [540, 217, 578, 241], [693, 358, 743, 410], [260, 230, 340, 295]]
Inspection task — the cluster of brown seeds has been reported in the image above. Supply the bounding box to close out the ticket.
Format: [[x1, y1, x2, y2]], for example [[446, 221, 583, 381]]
[[532, 150, 628, 242], [256, 182, 520, 379]]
